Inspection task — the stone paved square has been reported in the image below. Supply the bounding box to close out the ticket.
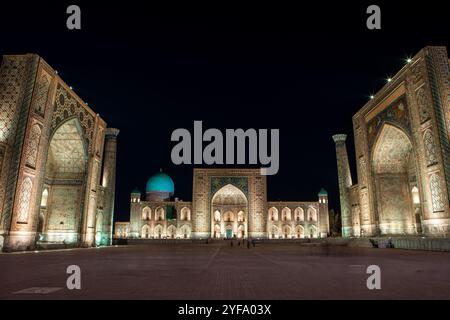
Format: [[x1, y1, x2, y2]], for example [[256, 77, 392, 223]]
[[1, 243, 449, 300]]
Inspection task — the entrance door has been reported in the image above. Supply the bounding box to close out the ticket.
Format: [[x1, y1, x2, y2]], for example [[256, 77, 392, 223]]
[[226, 228, 233, 239]]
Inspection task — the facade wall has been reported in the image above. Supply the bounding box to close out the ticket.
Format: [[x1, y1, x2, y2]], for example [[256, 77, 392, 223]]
[[266, 200, 328, 238], [119, 168, 329, 239], [0, 54, 117, 251], [128, 199, 192, 239], [336, 46, 450, 237]]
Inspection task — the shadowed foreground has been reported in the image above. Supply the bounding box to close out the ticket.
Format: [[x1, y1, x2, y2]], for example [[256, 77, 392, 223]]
[[0, 243, 449, 299]]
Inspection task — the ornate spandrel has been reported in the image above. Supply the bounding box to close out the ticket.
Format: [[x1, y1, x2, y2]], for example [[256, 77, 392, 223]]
[[367, 97, 411, 151], [52, 84, 95, 152], [210, 176, 249, 197]]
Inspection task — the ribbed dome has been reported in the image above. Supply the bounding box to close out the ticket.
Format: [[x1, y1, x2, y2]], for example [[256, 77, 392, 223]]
[[146, 172, 174, 194]]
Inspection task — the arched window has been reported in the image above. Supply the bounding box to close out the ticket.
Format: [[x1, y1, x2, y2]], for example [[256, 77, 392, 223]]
[[155, 207, 165, 221], [154, 225, 163, 238], [294, 207, 304, 222], [167, 225, 177, 239], [180, 207, 191, 221], [282, 207, 291, 221], [224, 211, 234, 222], [309, 225, 318, 238], [214, 210, 221, 222], [237, 211, 244, 222], [181, 225, 191, 239], [307, 207, 317, 222], [295, 225, 304, 238], [283, 225, 291, 238], [411, 186, 420, 204], [271, 225, 278, 239], [141, 225, 150, 238], [268, 207, 278, 222], [142, 207, 151, 220], [214, 224, 221, 238], [40, 188, 49, 207]]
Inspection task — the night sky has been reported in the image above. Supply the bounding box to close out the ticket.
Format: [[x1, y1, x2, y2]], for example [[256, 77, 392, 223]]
[[1, 1, 449, 222]]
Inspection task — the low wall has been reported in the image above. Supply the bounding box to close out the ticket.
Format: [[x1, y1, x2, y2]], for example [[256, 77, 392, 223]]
[[388, 237, 450, 252], [341, 237, 450, 252], [112, 237, 450, 252]]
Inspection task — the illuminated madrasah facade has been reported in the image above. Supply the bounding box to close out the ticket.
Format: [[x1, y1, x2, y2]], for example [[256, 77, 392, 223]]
[[0, 54, 118, 252], [334, 46, 450, 237], [115, 168, 330, 240]]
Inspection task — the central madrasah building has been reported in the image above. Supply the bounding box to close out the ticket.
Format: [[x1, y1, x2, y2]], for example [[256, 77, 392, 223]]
[[115, 169, 330, 240]]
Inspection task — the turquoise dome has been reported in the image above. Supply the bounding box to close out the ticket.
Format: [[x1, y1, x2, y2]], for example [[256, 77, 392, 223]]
[[318, 188, 328, 196], [146, 172, 174, 194]]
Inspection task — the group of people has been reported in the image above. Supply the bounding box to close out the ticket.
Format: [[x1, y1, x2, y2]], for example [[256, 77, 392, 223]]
[[229, 238, 256, 248]]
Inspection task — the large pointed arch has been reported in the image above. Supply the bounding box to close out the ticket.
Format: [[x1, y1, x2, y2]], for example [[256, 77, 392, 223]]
[[41, 118, 88, 244], [371, 123, 418, 235], [211, 184, 248, 239]]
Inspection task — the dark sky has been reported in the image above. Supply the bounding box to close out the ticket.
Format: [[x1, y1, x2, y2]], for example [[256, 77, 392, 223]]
[[1, 1, 449, 222]]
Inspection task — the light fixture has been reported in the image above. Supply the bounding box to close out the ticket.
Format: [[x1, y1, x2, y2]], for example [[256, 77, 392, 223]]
[[69, 86, 73, 90], [387, 78, 392, 83], [370, 95, 374, 100], [55, 70, 58, 75], [406, 57, 412, 64]]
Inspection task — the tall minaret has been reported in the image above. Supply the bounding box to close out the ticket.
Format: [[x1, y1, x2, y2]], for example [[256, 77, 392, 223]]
[[332, 134, 353, 237], [101, 128, 120, 245]]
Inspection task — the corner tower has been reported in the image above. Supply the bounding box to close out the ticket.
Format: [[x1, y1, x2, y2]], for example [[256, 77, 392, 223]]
[[98, 128, 119, 246], [332, 134, 353, 237]]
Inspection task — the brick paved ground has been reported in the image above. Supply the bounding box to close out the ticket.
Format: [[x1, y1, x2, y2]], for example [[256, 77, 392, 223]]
[[0, 242, 449, 299]]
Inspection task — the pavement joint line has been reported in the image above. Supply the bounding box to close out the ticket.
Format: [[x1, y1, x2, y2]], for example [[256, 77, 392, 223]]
[[204, 247, 221, 270], [251, 250, 284, 268], [2, 246, 114, 255]]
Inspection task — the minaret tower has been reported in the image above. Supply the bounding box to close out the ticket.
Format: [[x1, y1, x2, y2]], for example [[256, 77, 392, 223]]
[[318, 188, 329, 237], [129, 188, 141, 238], [100, 128, 119, 245], [332, 134, 353, 237]]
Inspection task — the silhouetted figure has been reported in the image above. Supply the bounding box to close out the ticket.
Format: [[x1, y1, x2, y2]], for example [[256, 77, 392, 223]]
[[369, 238, 378, 248], [387, 237, 394, 248], [247, 241, 250, 249], [252, 239, 256, 247]]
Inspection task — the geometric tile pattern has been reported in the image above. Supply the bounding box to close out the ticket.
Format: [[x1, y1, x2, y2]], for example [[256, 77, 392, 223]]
[[423, 129, 438, 167], [17, 177, 33, 223], [52, 84, 95, 152], [430, 173, 445, 212], [33, 73, 50, 117], [416, 86, 431, 124], [24, 123, 41, 168], [0, 56, 27, 144], [46, 186, 80, 231], [46, 118, 87, 180], [372, 124, 413, 174]]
